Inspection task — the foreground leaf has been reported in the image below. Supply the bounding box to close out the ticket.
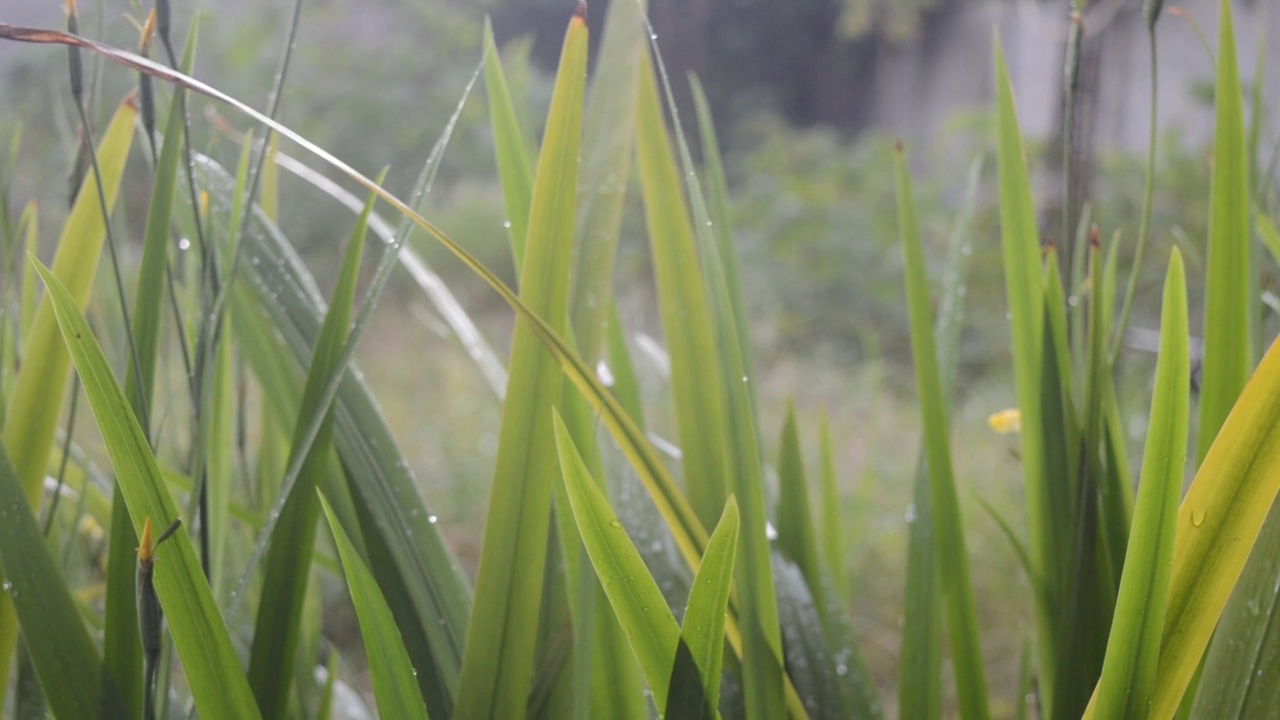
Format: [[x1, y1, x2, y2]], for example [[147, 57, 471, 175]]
[[319, 494, 430, 720], [33, 260, 261, 719], [0, 96, 135, 691], [455, 7, 587, 717], [1091, 250, 1188, 718], [249, 181, 379, 720], [667, 496, 739, 720], [0, 444, 128, 720]]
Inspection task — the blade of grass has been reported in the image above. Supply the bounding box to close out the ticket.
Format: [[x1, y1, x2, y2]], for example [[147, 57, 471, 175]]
[[103, 35, 193, 713], [1197, 0, 1251, 463], [482, 16, 535, 270], [634, 51, 730, 534], [0, 443, 128, 720], [775, 404, 823, 608], [454, 7, 587, 717], [1129, 333, 1280, 717], [689, 75, 753, 400], [894, 142, 989, 719], [568, 0, 646, 359], [667, 496, 739, 720], [994, 34, 1059, 713], [206, 155, 469, 719], [553, 412, 712, 716], [319, 493, 431, 720], [32, 259, 262, 719], [0, 95, 135, 697], [1090, 249, 1188, 719], [899, 155, 981, 720], [636, 43, 791, 718], [248, 179, 381, 720]]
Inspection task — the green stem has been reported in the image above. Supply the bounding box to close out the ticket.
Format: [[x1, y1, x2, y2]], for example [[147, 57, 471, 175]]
[[1111, 31, 1159, 361]]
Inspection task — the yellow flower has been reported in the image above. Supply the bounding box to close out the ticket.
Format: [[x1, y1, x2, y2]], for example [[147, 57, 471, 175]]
[[987, 408, 1021, 435]]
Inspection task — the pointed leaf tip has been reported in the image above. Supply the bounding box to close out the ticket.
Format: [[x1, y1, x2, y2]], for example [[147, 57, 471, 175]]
[[575, 0, 587, 22]]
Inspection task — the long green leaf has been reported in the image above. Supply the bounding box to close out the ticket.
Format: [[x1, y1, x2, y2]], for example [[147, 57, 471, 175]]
[[248, 179, 380, 719], [894, 143, 989, 719], [1091, 249, 1188, 718], [633, 50, 729, 534], [0, 444, 128, 720], [482, 16, 535, 270], [668, 497, 739, 720], [1130, 334, 1280, 716], [899, 156, 981, 720], [1196, 0, 1251, 462], [568, 0, 645, 359], [319, 494, 431, 720], [552, 412, 688, 714], [105, 27, 195, 712], [455, 8, 587, 717], [636, 45, 790, 720], [993, 35, 1059, 713], [0, 95, 135, 698], [775, 404, 823, 607], [32, 259, 261, 719]]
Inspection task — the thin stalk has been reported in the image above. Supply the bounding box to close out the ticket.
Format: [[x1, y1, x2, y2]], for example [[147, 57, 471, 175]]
[[1111, 32, 1159, 361], [66, 4, 150, 429], [42, 373, 81, 536], [155, 0, 217, 574], [1062, 7, 1084, 286]]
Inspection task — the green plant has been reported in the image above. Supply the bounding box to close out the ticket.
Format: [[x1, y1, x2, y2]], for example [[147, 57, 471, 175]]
[[0, 0, 1279, 719]]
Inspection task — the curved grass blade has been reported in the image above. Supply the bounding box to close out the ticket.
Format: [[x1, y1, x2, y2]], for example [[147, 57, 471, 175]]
[[454, 7, 588, 717], [319, 493, 431, 720], [0, 443, 128, 720], [31, 259, 261, 719], [667, 496, 739, 720], [0, 95, 135, 696], [248, 179, 381, 720], [894, 142, 989, 719], [1090, 249, 1188, 719], [1196, 0, 1251, 463]]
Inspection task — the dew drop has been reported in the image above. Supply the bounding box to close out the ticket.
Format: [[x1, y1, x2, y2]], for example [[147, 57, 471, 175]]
[[177, 237, 191, 251], [904, 504, 917, 523], [1191, 509, 1207, 527], [428, 515, 438, 524], [610, 519, 623, 528], [503, 220, 512, 229]]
